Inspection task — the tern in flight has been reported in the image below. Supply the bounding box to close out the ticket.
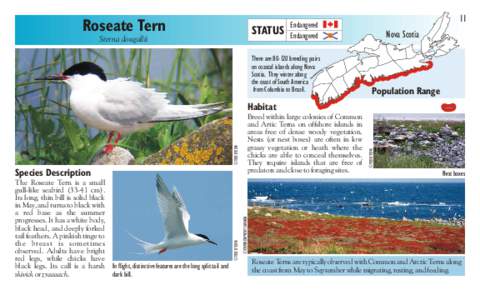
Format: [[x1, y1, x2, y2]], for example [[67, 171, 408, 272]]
[[36, 61, 224, 153], [129, 174, 217, 254]]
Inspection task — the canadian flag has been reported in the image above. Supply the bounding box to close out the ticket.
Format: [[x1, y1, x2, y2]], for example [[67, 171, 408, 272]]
[[323, 20, 339, 29]]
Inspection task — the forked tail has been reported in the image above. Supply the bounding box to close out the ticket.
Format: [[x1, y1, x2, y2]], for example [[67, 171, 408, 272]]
[[128, 232, 164, 254]]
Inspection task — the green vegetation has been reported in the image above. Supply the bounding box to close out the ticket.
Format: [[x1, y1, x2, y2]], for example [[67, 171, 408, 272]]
[[374, 153, 444, 168], [15, 49, 232, 164], [375, 119, 465, 137], [249, 206, 340, 220]]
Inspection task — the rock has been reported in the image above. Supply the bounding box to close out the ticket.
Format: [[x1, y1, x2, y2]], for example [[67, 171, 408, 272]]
[[90, 147, 135, 165], [374, 121, 464, 168], [374, 143, 399, 153], [144, 117, 232, 165], [265, 213, 272, 217], [440, 124, 452, 136]]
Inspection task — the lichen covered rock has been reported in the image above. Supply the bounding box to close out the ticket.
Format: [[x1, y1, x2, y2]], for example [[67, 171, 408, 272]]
[[144, 117, 232, 165]]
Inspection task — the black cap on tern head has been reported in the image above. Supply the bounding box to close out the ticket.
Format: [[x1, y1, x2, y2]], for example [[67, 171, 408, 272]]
[[63, 61, 107, 81], [195, 233, 217, 245]]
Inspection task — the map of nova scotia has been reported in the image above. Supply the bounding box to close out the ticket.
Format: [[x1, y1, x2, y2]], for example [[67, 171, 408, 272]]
[[311, 12, 459, 109]]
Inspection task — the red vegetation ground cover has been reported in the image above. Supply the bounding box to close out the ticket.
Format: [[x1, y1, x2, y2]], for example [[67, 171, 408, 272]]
[[248, 207, 464, 254]]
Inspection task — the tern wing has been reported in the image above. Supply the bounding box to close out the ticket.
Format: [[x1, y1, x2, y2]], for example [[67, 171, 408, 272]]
[[97, 78, 169, 125], [141, 102, 225, 123], [155, 175, 190, 240]]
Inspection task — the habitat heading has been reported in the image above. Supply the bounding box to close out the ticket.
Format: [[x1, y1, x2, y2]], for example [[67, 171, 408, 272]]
[[83, 19, 166, 32]]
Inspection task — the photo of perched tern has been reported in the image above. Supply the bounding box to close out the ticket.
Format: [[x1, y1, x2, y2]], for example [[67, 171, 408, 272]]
[[36, 61, 225, 154], [129, 174, 217, 254]]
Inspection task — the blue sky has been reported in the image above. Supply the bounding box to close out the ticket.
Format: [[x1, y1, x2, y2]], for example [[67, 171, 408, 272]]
[[113, 171, 232, 261]]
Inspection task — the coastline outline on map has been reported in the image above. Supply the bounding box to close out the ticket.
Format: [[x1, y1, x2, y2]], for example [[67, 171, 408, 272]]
[[310, 12, 459, 110]]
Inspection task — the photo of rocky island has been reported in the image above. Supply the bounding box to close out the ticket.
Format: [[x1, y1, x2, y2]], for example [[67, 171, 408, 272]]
[[248, 179, 464, 254], [373, 114, 464, 168]]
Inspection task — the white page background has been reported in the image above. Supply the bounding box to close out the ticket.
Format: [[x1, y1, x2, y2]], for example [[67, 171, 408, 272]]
[[1, 1, 479, 299]]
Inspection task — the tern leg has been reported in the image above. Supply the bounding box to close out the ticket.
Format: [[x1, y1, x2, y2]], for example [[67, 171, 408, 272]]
[[106, 131, 114, 144], [159, 248, 167, 254], [102, 131, 116, 154], [113, 132, 122, 146], [102, 132, 122, 154]]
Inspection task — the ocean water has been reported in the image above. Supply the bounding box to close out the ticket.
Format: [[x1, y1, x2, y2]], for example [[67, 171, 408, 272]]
[[248, 181, 464, 220]]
